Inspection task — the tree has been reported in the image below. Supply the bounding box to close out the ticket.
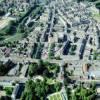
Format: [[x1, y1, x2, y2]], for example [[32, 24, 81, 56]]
[[96, 2, 100, 14], [4, 20, 16, 35], [43, 69, 50, 77], [17, 23, 25, 33], [54, 82, 62, 92], [38, 59, 44, 68], [21, 79, 37, 100], [72, 82, 96, 100], [21, 91, 27, 100], [28, 63, 38, 77], [21, 79, 49, 100], [4, 87, 13, 96], [0, 10, 5, 16], [77, 0, 84, 3], [0, 36, 4, 41], [35, 80, 48, 100], [25, 80, 35, 92]]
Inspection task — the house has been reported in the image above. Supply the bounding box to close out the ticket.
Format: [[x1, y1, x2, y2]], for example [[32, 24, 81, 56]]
[[8, 64, 19, 76], [79, 35, 89, 59], [62, 41, 71, 55], [11, 83, 24, 100], [11, 84, 20, 100], [20, 64, 28, 78], [89, 71, 100, 79]]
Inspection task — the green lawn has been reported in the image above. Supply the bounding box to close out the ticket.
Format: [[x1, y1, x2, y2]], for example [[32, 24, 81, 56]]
[[92, 13, 100, 22], [4, 87, 13, 96], [0, 0, 3, 3], [94, 0, 100, 4], [47, 79, 56, 85], [93, 51, 100, 60], [3, 33, 23, 43]]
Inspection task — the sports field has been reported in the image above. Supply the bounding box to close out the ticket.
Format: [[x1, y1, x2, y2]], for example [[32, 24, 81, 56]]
[[90, 6, 100, 22], [48, 92, 63, 100]]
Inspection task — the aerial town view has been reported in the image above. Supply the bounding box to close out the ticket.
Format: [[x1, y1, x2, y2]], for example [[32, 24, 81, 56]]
[[0, 0, 100, 100]]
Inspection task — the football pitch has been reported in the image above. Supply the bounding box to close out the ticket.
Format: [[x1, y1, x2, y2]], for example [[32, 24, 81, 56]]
[[49, 92, 62, 100]]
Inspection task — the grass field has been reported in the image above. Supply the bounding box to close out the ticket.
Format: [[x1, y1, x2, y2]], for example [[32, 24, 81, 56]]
[[48, 92, 63, 100], [92, 13, 100, 22], [91, 6, 100, 22], [4, 33, 23, 43], [0, 0, 3, 3], [0, 18, 11, 30], [46, 79, 56, 85]]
